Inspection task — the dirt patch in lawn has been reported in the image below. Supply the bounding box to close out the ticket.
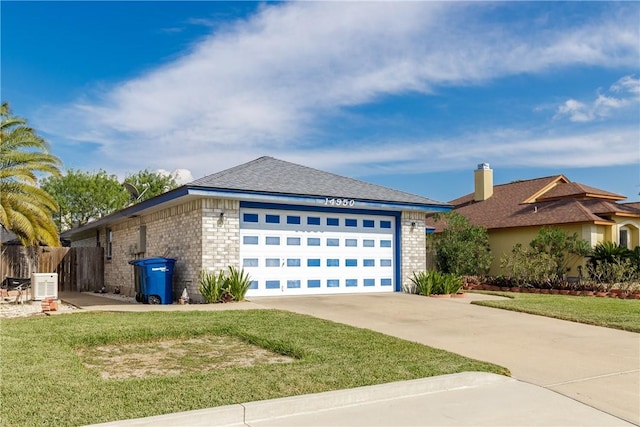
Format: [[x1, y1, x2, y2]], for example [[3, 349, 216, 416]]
[[77, 335, 295, 379]]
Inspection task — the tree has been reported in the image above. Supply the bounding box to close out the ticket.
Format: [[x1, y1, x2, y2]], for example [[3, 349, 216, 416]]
[[124, 169, 178, 203], [429, 211, 492, 276], [42, 169, 180, 231], [0, 102, 62, 246], [41, 169, 129, 231]]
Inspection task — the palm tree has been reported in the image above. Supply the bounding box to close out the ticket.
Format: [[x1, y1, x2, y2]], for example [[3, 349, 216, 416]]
[[0, 101, 62, 247]]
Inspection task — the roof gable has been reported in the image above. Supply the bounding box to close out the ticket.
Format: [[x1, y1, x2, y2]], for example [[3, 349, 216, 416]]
[[535, 182, 625, 202], [446, 174, 634, 230], [190, 156, 448, 206]]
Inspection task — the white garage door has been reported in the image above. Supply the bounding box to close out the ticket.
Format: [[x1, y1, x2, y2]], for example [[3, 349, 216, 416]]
[[240, 207, 396, 296]]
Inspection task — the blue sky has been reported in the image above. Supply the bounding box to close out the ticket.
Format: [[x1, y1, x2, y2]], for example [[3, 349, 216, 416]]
[[2, 1, 639, 203]]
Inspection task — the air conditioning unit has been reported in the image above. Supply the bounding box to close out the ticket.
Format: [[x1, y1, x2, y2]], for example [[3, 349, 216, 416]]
[[31, 273, 58, 300]]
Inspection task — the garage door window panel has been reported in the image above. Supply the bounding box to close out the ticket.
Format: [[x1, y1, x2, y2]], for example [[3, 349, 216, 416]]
[[287, 216, 301, 225], [243, 258, 259, 267], [266, 280, 280, 289], [308, 280, 321, 288], [243, 213, 259, 223], [266, 236, 280, 245], [287, 237, 301, 246], [287, 280, 301, 288], [243, 236, 259, 245], [266, 215, 280, 224]]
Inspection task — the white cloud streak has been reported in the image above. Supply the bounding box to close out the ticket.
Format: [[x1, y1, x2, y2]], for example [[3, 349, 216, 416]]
[[555, 75, 639, 122], [37, 2, 640, 180]]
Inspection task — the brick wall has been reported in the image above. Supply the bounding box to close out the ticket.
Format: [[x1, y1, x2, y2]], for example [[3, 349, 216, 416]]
[[400, 211, 426, 293], [99, 198, 241, 303]]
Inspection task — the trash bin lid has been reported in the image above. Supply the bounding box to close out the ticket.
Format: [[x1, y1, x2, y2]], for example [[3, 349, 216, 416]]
[[132, 257, 176, 266]]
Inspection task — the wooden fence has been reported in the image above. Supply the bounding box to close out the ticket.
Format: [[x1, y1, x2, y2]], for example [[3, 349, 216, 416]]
[[0, 246, 104, 292]]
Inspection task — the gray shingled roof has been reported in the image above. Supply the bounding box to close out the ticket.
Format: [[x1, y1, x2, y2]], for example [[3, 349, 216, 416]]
[[190, 156, 448, 206]]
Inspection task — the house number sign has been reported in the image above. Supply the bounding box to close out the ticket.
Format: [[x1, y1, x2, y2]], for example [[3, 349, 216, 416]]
[[324, 197, 356, 207]]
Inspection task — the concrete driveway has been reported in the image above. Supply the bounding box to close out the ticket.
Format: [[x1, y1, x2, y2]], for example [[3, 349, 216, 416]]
[[251, 293, 640, 425]]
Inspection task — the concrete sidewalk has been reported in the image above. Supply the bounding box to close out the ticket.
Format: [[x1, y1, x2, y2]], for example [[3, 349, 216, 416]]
[[89, 372, 633, 427]]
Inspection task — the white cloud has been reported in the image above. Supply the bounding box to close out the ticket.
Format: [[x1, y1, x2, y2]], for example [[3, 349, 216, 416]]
[[611, 75, 640, 95], [282, 126, 640, 176], [555, 99, 593, 122], [157, 168, 194, 185], [37, 2, 640, 178], [555, 75, 639, 122]]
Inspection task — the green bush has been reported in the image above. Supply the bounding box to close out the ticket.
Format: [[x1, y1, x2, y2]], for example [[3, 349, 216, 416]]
[[587, 242, 639, 286], [429, 212, 492, 276], [198, 270, 227, 303], [441, 273, 463, 295], [410, 271, 434, 296], [501, 227, 591, 288], [198, 266, 253, 303], [410, 270, 462, 295], [226, 266, 253, 301], [500, 243, 556, 287]]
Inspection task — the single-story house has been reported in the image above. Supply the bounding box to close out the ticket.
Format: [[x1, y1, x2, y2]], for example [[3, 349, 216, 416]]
[[63, 157, 450, 301], [427, 163, 640, 276]]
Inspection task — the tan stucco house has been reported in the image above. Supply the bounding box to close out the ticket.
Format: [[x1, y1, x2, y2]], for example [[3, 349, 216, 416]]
[[429, 163, 640, 276]]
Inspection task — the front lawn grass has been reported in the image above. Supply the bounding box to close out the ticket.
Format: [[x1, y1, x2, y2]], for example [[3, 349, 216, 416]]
[[471, 292, 640, 332], [0, 310, 508, 426]]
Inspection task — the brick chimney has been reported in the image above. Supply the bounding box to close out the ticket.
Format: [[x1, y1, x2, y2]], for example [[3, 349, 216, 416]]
[[474, 163, 493, 201]]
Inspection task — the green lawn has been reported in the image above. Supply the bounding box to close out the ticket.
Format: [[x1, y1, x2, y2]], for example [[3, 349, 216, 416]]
[[472, 292, 640, 332], [0, 310, 508, 426]]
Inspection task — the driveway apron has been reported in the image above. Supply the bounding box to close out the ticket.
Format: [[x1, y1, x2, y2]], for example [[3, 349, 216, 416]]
[[251, 293, 640, 425]]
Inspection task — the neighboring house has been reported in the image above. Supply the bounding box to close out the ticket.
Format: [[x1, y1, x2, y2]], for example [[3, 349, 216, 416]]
[[428, 163, 640, 276], [62, 157, 450, 301]]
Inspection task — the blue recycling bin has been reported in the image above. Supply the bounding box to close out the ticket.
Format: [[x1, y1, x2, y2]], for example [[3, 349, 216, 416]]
[[129, 258, 176, 304]]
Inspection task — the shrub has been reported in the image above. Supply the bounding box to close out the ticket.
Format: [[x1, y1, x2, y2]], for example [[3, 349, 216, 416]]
[[441, 273, 463, 295], [529, 227, 590, 278], [501, 227, 590, 288], [410, 271, 434, 296], [198, 270, 227, 303], [410, 270, 462, 296], [226, 266, 253, 301], [500, 243, 556, 288], [587, 243, 639, 287], [198, 266, 253, 303], [429, 212, 492, 276]]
